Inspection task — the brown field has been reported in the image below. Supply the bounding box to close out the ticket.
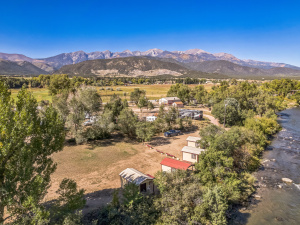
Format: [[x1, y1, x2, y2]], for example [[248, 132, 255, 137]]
[[46, 118, 212, 213]]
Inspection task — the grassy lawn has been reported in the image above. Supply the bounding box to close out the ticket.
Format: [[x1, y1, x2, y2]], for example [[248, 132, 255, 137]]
[[9, 83, 215, 103], [10, 88, 52, 102], [98, 83, 214, 102]]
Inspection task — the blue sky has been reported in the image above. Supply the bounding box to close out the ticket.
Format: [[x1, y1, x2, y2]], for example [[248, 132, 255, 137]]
[[1, 0, 300, 66]]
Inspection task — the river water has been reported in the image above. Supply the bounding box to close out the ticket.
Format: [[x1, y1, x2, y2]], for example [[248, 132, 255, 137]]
[[231, 107, 300, 224]]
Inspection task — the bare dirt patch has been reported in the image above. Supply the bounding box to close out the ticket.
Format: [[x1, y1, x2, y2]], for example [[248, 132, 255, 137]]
[[45, 120, 210, 213]]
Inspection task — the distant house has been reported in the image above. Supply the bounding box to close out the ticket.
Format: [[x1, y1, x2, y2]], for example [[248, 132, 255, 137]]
[[172, 101, 184, 108], [146, 116, 157, 122], [119, 168, 155, 193], [186, 136, 201, 148], [181, 146, 205, 163], [160, 158, 194, 172], [159, 97, 181, 105]]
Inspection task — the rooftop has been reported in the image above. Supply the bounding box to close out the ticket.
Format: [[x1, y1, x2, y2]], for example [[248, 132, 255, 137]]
[[160, 158, 192, 170], [173, 101, 184, 105], [186, 136, 201, 142], [181, 146, 206, 155], [161, 97, 180, 101], [119, 168, 153, 185]]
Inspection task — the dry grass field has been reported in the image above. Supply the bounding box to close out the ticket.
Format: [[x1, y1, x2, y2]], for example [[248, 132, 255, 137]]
[[9, 83, 215, 103], [47, 123, 210, 212]]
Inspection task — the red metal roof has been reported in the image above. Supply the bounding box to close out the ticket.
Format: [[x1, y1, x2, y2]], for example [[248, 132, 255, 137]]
[[146, 174, 155, 179], [160, 158, 192, 170]]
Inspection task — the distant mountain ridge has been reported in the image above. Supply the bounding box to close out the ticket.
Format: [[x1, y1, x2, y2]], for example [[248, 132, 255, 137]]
[[1, 49, 300, 77], [0, 59, 49, 75], [1, 48, 299, 71], [56, 57, 198, 77], [55, 57, 300, 78], [185, 60, 300, 77]]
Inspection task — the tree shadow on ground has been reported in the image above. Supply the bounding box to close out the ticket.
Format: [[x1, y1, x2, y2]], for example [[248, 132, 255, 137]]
[[82, 188, 119, 222], [86, 133, 138, 150], [149, 136, 171, 147]]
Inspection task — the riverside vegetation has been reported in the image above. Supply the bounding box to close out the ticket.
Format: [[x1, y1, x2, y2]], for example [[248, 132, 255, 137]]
[[0, 77, 300, 224]]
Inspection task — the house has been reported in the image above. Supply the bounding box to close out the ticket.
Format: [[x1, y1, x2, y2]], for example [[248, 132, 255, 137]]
[[159, 97, 181, 105], [181, 146, 205, 163], [146, 116, 157, 122], [186, 136, 201, 147], [119, 168, 155, 193], [160, 158, 194, 172], [172, 101, 184, 108]]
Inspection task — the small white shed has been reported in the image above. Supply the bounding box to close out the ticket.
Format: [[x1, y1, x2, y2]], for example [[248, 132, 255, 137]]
[[186, 136, 201, 148], [181, 146, 205, 163], [119, 168, 155, 193]]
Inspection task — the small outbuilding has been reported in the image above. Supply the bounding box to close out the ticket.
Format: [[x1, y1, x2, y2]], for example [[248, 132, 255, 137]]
[[181, 146, 205, 163], [186, 136, 201, 148], [119, 168, 155, 193], [159, 97, 181, 105], [160, 158, 194, 172]]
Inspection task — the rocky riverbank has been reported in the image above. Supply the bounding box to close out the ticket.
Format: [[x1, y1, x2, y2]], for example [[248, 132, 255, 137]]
[[229, 108, 300, 225]]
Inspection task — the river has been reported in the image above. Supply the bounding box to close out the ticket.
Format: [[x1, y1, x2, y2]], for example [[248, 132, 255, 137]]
[[231, 107, 300, 225]]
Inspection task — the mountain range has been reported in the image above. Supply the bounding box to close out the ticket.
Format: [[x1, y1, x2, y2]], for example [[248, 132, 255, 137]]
[[1, 49, 300, 77]]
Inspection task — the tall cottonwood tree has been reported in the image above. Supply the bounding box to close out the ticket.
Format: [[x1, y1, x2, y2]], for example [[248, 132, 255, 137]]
[[0, 82, 65, 223]]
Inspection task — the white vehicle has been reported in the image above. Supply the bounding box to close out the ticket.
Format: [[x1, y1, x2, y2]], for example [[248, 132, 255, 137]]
[[146, 116, 157, 122]]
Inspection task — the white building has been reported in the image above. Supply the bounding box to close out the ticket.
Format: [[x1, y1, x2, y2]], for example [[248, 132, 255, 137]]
[[119, 168, 155, 193], [146, 116, 157, 122], [160, 158, 194, 172], [159, 97, 181, 105], [181, 146, 205, 163], [186, 136, 201, 148]]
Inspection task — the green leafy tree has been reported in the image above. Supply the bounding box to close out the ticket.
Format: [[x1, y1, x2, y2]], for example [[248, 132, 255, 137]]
[[0, 83, 65, 223], [85, 111, 115, 140], [104, 94, 128, 122], [48, 74, 72, 95], [193, 85, 208, 104], [55, 86, 102, 144], [137, 97, 148, 113], [154, 170, 205, 224], [147, 101, 154, 111], [130, 88, 146, 105], [136, 122, 155, 142], [52, 178, 86, 222], [212, 100, 241, 126], [193, 186, 228, 225], [118, 108, 138, 138]]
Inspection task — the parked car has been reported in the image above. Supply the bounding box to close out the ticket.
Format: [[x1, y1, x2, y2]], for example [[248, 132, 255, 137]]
[[164, 130, 181, 137]]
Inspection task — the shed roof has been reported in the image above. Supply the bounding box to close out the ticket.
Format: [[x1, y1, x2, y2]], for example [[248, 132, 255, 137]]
[[181, 146, 205, 155], [160, 158, 192, 170], [161, 97, 180, 101], [119, 168, 153, 185], [186, 136, 201, 142], [173, 101, 184, 105]]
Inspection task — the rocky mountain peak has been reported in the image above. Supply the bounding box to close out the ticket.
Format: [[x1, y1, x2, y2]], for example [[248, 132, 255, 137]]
[[184, 49, 207, 55]]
